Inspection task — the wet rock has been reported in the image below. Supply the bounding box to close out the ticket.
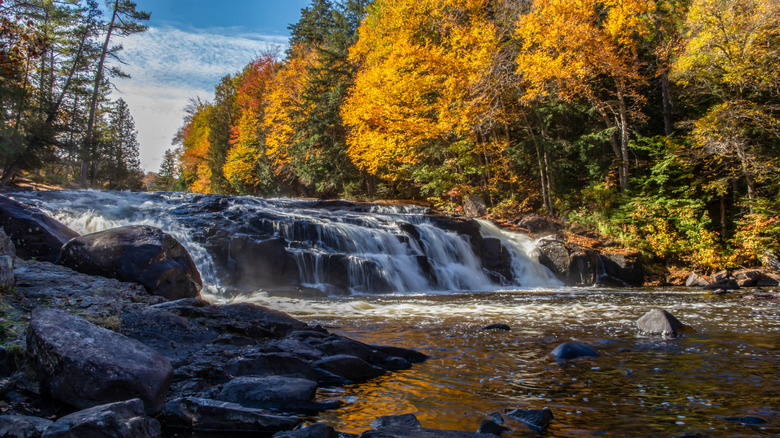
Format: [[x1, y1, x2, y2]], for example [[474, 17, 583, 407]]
[[477, 420, 510, 435], [223, 352, 346, 385], [216, 376, 326, 412], [0, 228, 15, 259], [481, 238, 513, 282], [0, 255, 13, 289], [370, 345, 429, 363], [463, 194, 487, 218], [704, 279, 739, 290], [551, 342, 599, 361], [734, 269, 780, 287], [41, 399, 160, 438], [0, 196, 79, 262], [685, 272, 709, 288], [273, 423, 339, 438], [636, 309, 693, 337], [719, 415, 768, 425], [26, 308, 173, 414], [505, 407, 554, 431], [363, 414, 491, 437], [228, 235, 300, 292], [314, 354, 386, 382], [517, 214, 558, 235], [483, 324, 511, 331], [57, 225, 202, 300], [600, 252, 644, 286], [710, 288, 729, 296], [162, 397, 301, 432], [0, 414, 53, 438], [536, 237, 599, 286]]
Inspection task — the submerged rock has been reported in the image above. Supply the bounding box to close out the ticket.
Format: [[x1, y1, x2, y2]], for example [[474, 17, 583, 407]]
[[483, 324, 511, 331], [42, 399, 160, 438], [313, 354, 386, 382], [0, 196, 79, 262], [26, 308, 173, 414], [162, 397, 301, 432], [362, 414, 488, 438], [57, 225, 202, 300], [477, 420, 510, 435], [273, 423, 339, 438], [719, 415, 768, 425], [505, 407, 554, 431], [551, 342, 599, 361], [636, 309, 693, 337]]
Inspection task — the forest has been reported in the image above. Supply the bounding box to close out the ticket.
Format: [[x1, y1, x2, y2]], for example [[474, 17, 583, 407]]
[[3, 0, 780, 273]]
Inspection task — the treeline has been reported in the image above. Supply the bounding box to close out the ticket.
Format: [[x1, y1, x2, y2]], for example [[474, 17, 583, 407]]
[[169, 0, 779, 271], [0, 0, 148, 190]]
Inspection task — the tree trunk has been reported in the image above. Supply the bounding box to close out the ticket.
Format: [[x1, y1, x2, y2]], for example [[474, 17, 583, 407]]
[[81, 1, 119, 188], [661, 71, 673, 136], [617, 91, 630, 192]]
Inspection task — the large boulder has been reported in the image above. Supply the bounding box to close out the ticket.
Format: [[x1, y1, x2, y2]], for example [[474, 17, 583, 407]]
[[0, 196, 79, 262], [227, 235, 300, 292], [313, 354, 386, 383], [41, 399, 160, 438], [636, 309, 693, 338], [505, 407, 554, 431], [600, 251, 644, 286], [463, 194, 487, 218], [517, 214, 559, 235], [551, 343, 599, 362], [162, 397, 301, 433], [57, 225, 202, 300], [215, 376, 338, 413], [26, 308, 173, 414], [536, 237, 599, 286], [0, 414, 53, 438]]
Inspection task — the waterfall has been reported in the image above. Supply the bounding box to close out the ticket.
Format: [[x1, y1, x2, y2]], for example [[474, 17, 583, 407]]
[[7, 190, 560, 295]]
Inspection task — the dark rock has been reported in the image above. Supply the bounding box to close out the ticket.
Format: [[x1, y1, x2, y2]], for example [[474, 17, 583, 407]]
[[636, 309, 693, 338], [273, 423, 339, 438], [314, 337, 374, 361], [0, 414, 53, 438], [704, 279, 739, 290], [228, 235, 300, 291], [481, 238, 513, 282], [41, 399, 160, 438], [0, 196, 79, 262], [314, 354, 386, 382], [215, 302, 308, 339], [370, 345, 429, 364], [477, 420, 510, 435], [216, 376, 325, 412], [719, 416, 768, 425], [0, 254, 13, 289], [0, 345, 21, 378], [482, 324, 511, 331], [600, 252, 644, 286], [223, 352, 346, 385], [26, 308, 173, 414], [505, 407, 554, 431], [536, 238, 599, 286], [363, 414, 488, 437], [463, 194, 487, 218], [551, 342, 599, 361], [517, 214, 558, 235], [685, 272, 710, 288], [764, 251, 780, 271], [57, 225, 202, 300], [710, 288, 729, 296], [734, 269, 779, 287], [162, 397, 301, 432], [0, 228, 16, 259]]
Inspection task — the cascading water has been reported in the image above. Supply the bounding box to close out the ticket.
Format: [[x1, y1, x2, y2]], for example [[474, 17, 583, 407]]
[[6, 190, 560, 295]]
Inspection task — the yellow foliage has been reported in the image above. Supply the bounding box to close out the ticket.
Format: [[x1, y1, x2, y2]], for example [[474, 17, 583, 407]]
[[223, 143, 260, 190]]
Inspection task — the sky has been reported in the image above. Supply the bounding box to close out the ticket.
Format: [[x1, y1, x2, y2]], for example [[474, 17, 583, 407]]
[[109, 0, 312, 171]]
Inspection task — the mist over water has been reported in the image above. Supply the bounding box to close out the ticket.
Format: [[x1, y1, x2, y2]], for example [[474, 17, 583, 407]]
[[9, 190, 780, 436]]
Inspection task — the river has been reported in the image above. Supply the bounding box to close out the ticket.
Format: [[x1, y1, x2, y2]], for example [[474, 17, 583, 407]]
[[8, 190, 780, 436]]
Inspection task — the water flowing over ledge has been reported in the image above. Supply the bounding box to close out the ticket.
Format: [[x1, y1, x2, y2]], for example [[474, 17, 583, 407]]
[[8, 190, 561, 297]]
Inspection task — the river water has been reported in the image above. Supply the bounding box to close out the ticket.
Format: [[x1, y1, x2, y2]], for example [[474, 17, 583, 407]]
[[8, 190, 780, 436]]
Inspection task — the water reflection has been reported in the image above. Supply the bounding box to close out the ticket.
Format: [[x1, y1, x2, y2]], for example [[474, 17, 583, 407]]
[[258, 289, 780, 436]]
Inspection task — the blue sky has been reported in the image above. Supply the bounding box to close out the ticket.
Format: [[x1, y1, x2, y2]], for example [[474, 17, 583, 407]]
[[110, 0, 311, 171]]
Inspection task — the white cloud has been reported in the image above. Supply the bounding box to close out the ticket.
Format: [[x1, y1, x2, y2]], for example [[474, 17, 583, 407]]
[[109, 26, 288, 171]]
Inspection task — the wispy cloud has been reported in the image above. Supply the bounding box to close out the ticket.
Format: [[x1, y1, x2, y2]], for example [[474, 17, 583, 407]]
[[110, 26, 288, 170]]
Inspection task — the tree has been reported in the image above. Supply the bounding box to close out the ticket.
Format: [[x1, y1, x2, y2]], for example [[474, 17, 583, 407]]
[[514, 0, 656, 192], [81, 0, 149, 188], [95, 97, 141, 188], [153, 148, 177, 191]]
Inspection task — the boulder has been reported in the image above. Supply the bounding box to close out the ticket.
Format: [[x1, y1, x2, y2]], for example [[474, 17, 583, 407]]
[[600, 252, 644, 286], [505, 407, 554, 431], [162, 397, 301, 432], [463, 194, 487, 218], [636, 309, 693, 338], [481, 237, 513, 282], [41, 399, 160, 438], [273, 423, 339, 438], [26, 308, 173, 414], [313, 354, 386, 382], [57, 225, 202, 300], [536, 238, 599, 286], [215, 376, 321, 411], [734, 269, 779, 287], [477, 420, 510, 435], [0, 414, 53, 438], [0, 228, 15, 259], [483, 324, 511, 331], [370, 345, 429, 364], [685, 273, 709, 288], [551, 343, 599, 361], [362, 414, 488, 438], [227, 235, 300, 292], [0, 255, 13, 289], [517, 214, 558, 235], [0, 196, 79, 262]]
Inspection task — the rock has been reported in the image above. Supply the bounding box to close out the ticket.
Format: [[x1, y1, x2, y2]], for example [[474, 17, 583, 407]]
[[363, 414, 493, 437], [313, 354, 386, 382], [41, 399, 160, 438], [477, 420, 510, 435], [600, 252, 644, 286], [223, 352, 344, 385], [0, 414, 53, 438], [517, 214, 558, 235], [463, 194, 487, 218], [273, 423, 339, 438], [371, 414, 421, 430], [215, 376, 329, 412], [536, 237, 599, 286], [0, 345, 21, 378], [764, 251, 780, 271], [734, 269, 779, 287], [26, 308, 173, 414], [57, 225, 202, 300], [710, 288, 729, 296], [636, 309, 693, 338], [719, 415, 768, 425], [0, 228, 16, 259], [162, 397, 301, 432], [0, 196, 79, 262], [704, 279, 739, 290], [482, 324, 511, 331], [228, 235, 300, 292], [551, 343, 599, 361], [685, 272, 710, 288], [370, 345, 429, 364], [505, 407, 554, 431], [0, 255, 13, 289], [481, 238, 513, 282]]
